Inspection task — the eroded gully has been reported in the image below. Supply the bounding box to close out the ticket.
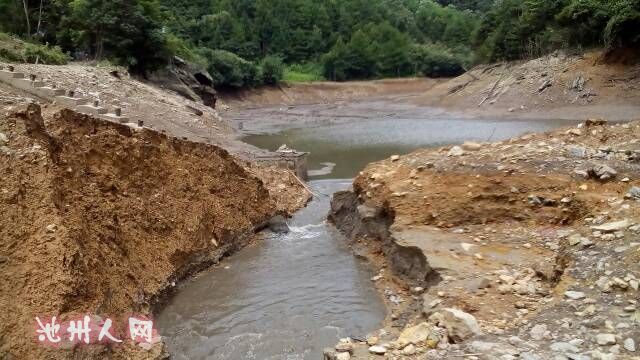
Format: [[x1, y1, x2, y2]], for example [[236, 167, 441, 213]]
[[156, 98, 579, 359]]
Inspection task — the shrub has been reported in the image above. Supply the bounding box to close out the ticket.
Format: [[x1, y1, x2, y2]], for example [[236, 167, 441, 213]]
[[604, 0, 640, 48], [23, 43, 70, 65], [260, 55, 284, 85], [409, 44, 466, 77], [284, 63, 325, 82], [198, 49, 260, 89], [166, 34, 208, 69], [0, 33, 70, 64]]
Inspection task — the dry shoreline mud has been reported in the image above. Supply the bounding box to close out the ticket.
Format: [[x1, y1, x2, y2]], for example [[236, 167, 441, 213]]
[[220, 51, 640, 129], [325, 120, 640, 359], [218, 78, 442, 110]]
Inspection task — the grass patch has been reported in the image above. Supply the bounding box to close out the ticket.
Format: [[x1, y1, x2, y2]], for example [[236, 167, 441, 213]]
[[283, 63, 325, 83], [0, 32, 70, 64]]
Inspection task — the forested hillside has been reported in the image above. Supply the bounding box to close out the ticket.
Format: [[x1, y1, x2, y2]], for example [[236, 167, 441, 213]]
[[1, 0, 639, 88]]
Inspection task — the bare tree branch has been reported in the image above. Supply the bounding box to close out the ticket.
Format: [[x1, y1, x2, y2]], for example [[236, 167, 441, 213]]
[[22, 0, 31, 38], [36, 0, 44, 35]]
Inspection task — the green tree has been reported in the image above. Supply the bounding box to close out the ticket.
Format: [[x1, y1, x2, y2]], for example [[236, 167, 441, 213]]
[[68, 0, 170, 73], [260, 55, 284, 85]]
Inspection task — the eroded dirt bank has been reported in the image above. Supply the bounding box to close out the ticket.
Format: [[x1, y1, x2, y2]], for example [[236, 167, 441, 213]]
[[327, 120, 640, 359], [0, 104, 307, 359], [218, 78, 441, 110]]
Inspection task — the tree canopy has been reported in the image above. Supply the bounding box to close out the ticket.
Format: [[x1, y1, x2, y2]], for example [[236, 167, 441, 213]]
[[0, 0, 638, 83]]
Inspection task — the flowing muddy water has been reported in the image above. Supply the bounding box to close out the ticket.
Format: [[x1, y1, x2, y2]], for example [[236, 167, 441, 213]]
[[157, 100, 580, 359], [156, 180, 386, 360]]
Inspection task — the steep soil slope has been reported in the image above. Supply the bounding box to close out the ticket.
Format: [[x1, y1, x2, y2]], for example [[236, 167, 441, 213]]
[[0, 105, 281, 359]]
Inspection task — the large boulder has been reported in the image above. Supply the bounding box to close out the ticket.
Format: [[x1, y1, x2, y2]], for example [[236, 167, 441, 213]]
[[149, 56, 217, 108], [429, 308, 482, 343]]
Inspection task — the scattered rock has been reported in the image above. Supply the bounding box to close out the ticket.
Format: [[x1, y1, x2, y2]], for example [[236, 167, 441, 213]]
[[564, 291, 586, 300], [268, 215, 289, 233], [550, 342, 580, 353], [185, 104, 204, 116], [596, 334, 617, 346], [538, 79, 552, 92], [411, 286, 424, 294], [530, 324, 548, 341], [429, 308, 482, 343], [324, 348, 338, 360], [462, 142, 483, 151], [402, 343, 416, 355], [623, 338, 636, 352], [596, 277, 612, 293], [570, 75, 586, 91], [567, 128, 583, 136], [368, 345, 387, 355], [335, 342, 354, 354], [592, 220, 631, 233], [566, 145, 588, 158], [626, 186, 640, 200], [367, 336, 379, 346], [588, 164, 617, 181], [0, 132, 7, 145], [397, 322, 433, 347], [390, 155, 400, 162], [448, 146, 464, 157]]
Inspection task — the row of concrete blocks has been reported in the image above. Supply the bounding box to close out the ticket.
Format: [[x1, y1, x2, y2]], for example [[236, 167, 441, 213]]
[[0, 67, 134, 125]]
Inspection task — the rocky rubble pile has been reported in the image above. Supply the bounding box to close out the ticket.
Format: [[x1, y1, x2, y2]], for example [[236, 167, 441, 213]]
[[329, 119, 640, 359]]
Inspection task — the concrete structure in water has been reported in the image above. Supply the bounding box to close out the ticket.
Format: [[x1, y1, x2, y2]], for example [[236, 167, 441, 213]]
[[255, 150, 309, 180]]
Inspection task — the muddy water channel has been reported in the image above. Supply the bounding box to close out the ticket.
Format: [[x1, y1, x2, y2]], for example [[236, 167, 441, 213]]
[[157, 99, 578, 359]]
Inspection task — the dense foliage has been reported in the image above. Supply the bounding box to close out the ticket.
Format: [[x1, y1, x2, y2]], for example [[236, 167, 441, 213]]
[[0, 0, 638, 85], [475, 0, 640, 61]]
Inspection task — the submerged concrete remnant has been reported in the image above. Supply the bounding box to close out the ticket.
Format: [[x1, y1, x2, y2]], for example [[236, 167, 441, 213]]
[[255, 146, 309, 180]]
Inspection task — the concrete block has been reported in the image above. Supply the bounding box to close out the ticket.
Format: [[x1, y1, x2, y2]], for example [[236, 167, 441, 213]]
[[55, 96, 89, 107], [100, 114, 130, 124], [77, 104, 108, 115], [0, 71, 24, 82], [10, 78, 45, 92], [35, 87, 65, 97]]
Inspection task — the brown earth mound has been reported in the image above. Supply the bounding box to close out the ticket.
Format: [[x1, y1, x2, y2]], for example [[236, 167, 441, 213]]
[[329, 120, 640, 359], [0, 105, 285, 359]]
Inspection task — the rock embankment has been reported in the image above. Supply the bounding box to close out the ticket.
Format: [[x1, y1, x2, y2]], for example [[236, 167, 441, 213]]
[[416, 51, 640, 122], [328, 119, 640, 359], [0, 104, 302, 360]]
